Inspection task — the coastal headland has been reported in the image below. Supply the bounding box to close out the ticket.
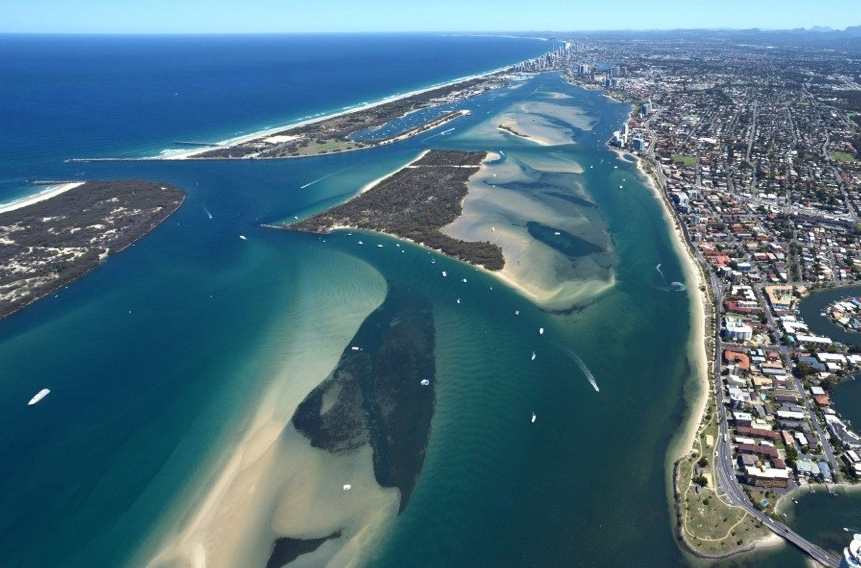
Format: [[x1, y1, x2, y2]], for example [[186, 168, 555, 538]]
[[0, 179, 184, 320]]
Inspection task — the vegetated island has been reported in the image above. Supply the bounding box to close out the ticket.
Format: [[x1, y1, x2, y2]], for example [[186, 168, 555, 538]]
[[282, 150, 505, 270], [0, 179, 184, 319], [71, 75, 507, 163]]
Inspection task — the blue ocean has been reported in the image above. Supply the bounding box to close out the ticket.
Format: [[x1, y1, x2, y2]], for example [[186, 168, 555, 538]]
[[1, 33, 847, 568]]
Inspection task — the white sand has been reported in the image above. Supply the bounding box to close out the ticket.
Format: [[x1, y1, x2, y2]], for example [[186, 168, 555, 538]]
[[518, 101, 597, 131], [358, 150, 429, 195], [0, 182, 84, 214], [443, 151, 614, 310], [498, 112, 573, 146], [637, 152, 711, 470], [137, 252, 392, 568], [159, 65, 513, 160], [463, 100, 593, 148]]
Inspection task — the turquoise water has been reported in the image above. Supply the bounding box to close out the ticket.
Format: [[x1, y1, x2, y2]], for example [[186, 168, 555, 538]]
[[0, 35, 840, 568]]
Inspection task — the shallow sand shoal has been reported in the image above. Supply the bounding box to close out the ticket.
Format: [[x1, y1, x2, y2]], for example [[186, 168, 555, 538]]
[[0, 182, 85, 214], [517, 101, 597, 131], [442, 151, 614, 310], [136, 253, 390, 568]]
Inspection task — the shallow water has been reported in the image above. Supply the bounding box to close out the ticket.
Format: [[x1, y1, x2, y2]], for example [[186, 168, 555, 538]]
[[1, 35, 847, 568]]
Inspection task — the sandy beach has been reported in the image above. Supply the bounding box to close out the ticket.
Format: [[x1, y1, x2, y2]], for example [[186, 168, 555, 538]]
[[634, 151, 711, 461], [0, 182, 84, 215], [357, 150, 429, 195], [157, 66, 511, 161]]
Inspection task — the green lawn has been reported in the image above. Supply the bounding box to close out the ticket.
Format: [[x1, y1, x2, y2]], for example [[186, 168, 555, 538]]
[[673, 154, 698, 166], [830, 151, 858, 163]]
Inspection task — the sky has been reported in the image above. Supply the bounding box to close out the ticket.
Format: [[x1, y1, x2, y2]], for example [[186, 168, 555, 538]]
[[0, 0, 859, 34]]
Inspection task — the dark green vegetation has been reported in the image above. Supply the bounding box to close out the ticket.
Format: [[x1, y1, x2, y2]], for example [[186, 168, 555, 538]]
[[265, 531, 342, 568], [288, 150, 505, 270], [199, 77, 500, 159], [292, 289, 436, 514], [0, 180, 184, 319]]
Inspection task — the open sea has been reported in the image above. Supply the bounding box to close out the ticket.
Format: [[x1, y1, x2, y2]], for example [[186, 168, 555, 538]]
[[0, 33, 844, 568]]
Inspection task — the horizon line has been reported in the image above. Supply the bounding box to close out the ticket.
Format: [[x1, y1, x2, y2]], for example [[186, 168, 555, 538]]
[[0, 26, 859, 36]]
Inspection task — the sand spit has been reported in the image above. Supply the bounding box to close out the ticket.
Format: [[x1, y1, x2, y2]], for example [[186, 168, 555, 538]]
[[137, 256, 391, 568], [0, 182, 84, 214], [156, 65, 515, 161]]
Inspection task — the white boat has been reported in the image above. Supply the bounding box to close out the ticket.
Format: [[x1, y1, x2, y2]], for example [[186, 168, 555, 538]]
[[462, 278, 467, 283], [358, 240, 363, 245], [238, 235, 247, 240], [342, 484, 352, 491], [531, 351, 536, 361], [441, 271, 447, 277], [515, 310, 520, 315], [554, 231, 561, 235], [420, 379, 430, 386], [531, 413, 537, 423], [539, 328, 544, 335], [377, 244, 383, 248], [28, 388, 50, 405], [456, 298, 461, 304]]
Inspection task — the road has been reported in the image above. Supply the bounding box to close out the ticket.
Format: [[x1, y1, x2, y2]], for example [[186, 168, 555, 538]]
[[751, 284, 838, 470], [640, 143, 842, 568]]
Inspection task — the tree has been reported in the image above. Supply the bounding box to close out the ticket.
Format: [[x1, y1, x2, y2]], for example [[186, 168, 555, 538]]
[[698, 457, 709, 468]]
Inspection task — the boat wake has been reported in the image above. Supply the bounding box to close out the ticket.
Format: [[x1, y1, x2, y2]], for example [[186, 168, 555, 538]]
[[651, 263, 686, 292], [300, 166, 353, 189], [563, 349, 599, 392], [202, 206, 213, 219]]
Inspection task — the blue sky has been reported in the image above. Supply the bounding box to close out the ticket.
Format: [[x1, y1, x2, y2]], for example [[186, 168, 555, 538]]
[[1, 0, 859, 34]]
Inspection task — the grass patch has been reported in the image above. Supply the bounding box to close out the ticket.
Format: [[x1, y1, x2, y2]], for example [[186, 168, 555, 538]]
[[830, 151, 858, 163], [673, 154, 698, 166], [677, 398, 771, 555]]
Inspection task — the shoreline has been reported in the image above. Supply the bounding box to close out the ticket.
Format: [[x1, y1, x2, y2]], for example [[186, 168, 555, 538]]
[[357, 150, 430, 195], [0, 182, 84, 214], [283, 149, 612, 311], [133, 257, 391, 568], [149, 65, 518, 161], [628, 148, 711, 466], [627, 150, 720, 552], [776, 481, 861, 512]]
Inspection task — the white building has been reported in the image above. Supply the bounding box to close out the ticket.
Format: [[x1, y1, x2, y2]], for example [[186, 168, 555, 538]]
[[724, 319, 753, 341]]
